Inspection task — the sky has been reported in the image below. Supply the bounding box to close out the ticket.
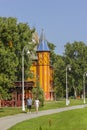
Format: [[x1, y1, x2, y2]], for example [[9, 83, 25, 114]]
[[0, 0, 87, 55]]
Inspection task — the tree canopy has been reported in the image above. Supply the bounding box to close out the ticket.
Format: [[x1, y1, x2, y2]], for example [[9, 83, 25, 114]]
[[53, 41, 87, 99], [0, 17, 36, 99]]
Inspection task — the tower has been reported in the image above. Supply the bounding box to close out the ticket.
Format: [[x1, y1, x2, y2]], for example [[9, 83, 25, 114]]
[[37, 30, 51, 100]]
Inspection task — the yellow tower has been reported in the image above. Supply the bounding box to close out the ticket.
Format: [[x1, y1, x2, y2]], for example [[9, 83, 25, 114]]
[[37, 30, 51, 100]]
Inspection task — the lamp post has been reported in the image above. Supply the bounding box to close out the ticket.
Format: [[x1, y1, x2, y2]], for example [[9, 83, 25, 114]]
[[22, 45, 30, 111], [83, 71, 87, 104], [66, 64, 71, 106]]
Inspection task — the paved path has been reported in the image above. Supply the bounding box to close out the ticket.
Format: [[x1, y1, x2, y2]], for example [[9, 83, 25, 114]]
[[0, 104, 87, 130]]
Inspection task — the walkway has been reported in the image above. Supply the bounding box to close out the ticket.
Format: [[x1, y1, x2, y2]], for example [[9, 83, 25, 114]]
[[0, 104, 87, 130]]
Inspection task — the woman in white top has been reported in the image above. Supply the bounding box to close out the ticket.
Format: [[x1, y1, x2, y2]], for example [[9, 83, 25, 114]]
[[34, 98, 40, 113]]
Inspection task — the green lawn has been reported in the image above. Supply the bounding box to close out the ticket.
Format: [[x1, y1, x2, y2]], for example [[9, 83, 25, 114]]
[[8, 107, 87, 130], [0, 107, 22, 117]]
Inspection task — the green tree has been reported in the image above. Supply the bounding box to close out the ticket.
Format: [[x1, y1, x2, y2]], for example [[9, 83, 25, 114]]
[[0, 17, 36, 100], [64, 41, 87, 97], [0, 45, 18, 100], [32, 79, 44, 106], [48, 42, 56, 64], [48, 42, 65, 99], [53, 55, 66, 99], [52, 41, 87, 99]]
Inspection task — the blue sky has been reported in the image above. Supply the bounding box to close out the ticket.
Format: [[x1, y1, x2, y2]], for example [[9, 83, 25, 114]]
[[0, 0, 87, 55]]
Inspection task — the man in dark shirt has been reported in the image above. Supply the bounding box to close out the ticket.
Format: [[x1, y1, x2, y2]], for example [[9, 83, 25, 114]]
[[27, 97, 32, 113]]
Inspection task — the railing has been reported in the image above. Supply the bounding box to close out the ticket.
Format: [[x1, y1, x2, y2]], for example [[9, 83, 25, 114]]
[[1, 100, 15, 107]]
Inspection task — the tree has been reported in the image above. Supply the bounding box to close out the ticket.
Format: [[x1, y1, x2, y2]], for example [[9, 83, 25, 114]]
[[48, 42, 56, 65], [0, 17, 36, 100], [0, 45, 18, 100], [64, 41, 87, 97], [52, 41, 87, 99], [48, 42, 66, 99], [32, 78, 44, 106], [53, 55, 66, 99]]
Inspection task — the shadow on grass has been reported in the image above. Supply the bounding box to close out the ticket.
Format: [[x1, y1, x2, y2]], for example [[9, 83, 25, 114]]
[[0, 108, 4, 112]]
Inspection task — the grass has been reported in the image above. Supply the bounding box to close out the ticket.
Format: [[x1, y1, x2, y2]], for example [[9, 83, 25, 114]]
[[0, 99, 84, 117], [8, 107, 87, 130], [0, 107, 22, 117]]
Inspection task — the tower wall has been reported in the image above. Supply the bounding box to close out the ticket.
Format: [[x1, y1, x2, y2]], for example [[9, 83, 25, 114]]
[[37, 52, 50, 100]]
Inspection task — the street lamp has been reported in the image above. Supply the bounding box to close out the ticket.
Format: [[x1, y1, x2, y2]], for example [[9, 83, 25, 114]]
[[66, 64, 71, 106], [83, 71, 87, 104], [22, 45, 30, 111]]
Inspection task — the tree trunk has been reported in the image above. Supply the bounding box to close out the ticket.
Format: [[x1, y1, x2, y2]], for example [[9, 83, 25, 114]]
[[74, 89, 77, 99]]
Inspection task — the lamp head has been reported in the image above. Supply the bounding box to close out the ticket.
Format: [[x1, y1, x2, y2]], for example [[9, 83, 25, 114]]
[[27, 50, 30, 54], [66, 64, 71, 71], [69, 67, 71, 71], [85, 73, 87, 76]]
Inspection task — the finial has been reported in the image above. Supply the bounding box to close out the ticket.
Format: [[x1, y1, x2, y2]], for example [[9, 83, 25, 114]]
[[40, 28, 45, 41]]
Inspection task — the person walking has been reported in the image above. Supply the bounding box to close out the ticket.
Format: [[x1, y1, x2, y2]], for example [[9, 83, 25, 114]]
[[26, 97, 32, 113], [34, 98, 40, 113]]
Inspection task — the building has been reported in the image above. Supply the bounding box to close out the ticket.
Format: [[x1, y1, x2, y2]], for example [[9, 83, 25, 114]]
[[1, 30, 54, 107], [28, 30, 54, 100]]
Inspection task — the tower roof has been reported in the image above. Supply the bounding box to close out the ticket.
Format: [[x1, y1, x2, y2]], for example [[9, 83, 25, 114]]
[[37, 30, 50, 52]]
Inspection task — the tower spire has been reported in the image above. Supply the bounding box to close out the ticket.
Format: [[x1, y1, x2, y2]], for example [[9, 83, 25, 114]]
[[37, 29, 50, 52]]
